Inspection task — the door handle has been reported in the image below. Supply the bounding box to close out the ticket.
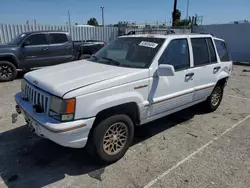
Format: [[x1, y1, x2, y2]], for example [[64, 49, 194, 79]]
[[185, 73, 194, 77], [66, 46, 71, 49], [214, 66, 221, 70], [43, 47, 48, 51]]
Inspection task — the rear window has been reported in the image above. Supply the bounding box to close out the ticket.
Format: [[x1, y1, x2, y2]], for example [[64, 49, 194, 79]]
[[49, 33, 68, 44], [206, 38, 217, 63], [214, 40, 230, 62], [191, 38, 210, 66]]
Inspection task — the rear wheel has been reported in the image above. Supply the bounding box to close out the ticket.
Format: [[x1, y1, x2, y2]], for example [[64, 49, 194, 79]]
[[87, 114, 134, 163], [0, 61, 17, 82], [203, 84, 223, 112]]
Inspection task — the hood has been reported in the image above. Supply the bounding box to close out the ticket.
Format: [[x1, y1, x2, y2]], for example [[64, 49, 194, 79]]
[[24, 60, 141, 97]]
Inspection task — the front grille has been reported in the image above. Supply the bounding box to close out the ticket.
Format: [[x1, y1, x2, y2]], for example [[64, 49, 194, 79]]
[[24, 82, 51, 114]]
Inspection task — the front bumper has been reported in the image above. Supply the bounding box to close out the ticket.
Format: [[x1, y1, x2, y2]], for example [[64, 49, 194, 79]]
[[15, 92, 95, 148]]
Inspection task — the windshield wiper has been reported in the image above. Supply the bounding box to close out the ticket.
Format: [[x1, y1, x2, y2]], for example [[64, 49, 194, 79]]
[[101, 57, 120, 66], [91, 55, 99, 61]]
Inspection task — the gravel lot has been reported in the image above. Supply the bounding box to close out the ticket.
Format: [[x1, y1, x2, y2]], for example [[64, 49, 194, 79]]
[[0, 65, 250, 188]]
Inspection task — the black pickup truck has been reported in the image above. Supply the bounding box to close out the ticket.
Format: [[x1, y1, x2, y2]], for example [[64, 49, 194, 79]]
[[0, 31, 106, 81]]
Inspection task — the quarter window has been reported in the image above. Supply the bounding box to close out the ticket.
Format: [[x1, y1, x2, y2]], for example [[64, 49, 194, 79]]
[[24, 34, 47, 45], [49, 33, 68, 44], [159, 39, 190, 71], [191, 38, 210, 66], [215, 40, 230, 62]]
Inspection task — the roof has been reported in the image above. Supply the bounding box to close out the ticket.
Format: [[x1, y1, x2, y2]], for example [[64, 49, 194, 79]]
[[23, 30, 69, 34], [119, 33, 217, 39]]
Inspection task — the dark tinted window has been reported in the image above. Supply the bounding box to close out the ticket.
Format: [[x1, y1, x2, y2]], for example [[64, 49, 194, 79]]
[[206, 38, 217, 62], [159, 39, 190, 71], [215, 40, 230, 62], [24, 34, 47, 45], [49, 33, 68, 44], [191, 38, 210, 66]]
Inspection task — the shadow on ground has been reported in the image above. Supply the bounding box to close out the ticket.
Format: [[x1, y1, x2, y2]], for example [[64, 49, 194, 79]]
[[0, 105, 206, 188]]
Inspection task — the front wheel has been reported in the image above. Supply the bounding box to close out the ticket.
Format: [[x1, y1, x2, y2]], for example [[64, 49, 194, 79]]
[[203, 84, 223, 112], [88, 114, 134, 163], [0, 61, 17, 82]]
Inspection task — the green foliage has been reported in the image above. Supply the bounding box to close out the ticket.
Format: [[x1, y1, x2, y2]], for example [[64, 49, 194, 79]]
[[176, 19, 191, 26], [87, 18, 99, 26]]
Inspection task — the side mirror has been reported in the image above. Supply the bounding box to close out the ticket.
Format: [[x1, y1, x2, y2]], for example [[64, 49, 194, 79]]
[[22, 40, 30, 47], [157, 64, 175, 76]]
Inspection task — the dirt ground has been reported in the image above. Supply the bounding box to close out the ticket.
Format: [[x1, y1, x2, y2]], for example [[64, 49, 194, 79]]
[[0, 65, 250, 188]]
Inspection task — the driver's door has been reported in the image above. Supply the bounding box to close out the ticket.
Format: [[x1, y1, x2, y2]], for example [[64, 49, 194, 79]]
[[147, 38, 195, 117], [19, 33, 50, 68]]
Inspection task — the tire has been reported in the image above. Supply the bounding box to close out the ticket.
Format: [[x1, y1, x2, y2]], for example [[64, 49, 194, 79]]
[[79, 54, 91, 60], [87, 114, 134, 164], [203, 84, 224, 112], [0, 61, 17, 82]]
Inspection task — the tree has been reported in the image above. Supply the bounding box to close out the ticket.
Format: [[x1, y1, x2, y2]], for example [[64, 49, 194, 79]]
[[175, 9, 181, 22], [172, 8, 182, 27], [87, 18, 99, 26], [176, 19, 191, 27]]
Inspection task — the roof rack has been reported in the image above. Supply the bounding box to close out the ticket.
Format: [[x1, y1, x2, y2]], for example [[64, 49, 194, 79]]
[[126, 29, 175, 36], [199, 32, 214, 36]]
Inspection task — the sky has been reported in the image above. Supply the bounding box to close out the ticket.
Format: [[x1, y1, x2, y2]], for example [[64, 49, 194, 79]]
[[0, 0, 249, 25]]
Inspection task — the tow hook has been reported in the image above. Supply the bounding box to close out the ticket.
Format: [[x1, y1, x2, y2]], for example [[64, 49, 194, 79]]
[[16, 105, 22, 114], [11, 105, 21, 123]]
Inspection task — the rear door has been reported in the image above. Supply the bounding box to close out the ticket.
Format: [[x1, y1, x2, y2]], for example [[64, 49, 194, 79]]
[[19, 33, 50, 68], [190, 37, 220, 101], [47, 33, 74, 65]]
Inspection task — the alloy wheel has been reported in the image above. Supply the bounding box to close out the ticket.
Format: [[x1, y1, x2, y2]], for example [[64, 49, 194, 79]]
[[103, 122, 128, 155], [0, 64, 13, 79], [211, 86, 222, 107]]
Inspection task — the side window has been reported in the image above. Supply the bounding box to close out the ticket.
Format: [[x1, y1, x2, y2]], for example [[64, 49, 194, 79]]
[[215, 40, 230, 62], [191, 38, 210, 66], [49, 33, 68, 44], [159, 39, 190, 71], [206, 38, 217, 63], [24, 34, 47, 45]]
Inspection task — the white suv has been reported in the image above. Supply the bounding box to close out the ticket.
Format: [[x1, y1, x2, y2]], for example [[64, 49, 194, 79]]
[[15, 34, 232, 163]]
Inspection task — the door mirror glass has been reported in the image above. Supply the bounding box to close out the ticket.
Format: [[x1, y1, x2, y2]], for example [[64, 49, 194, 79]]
[[157, 64, 175, 76]]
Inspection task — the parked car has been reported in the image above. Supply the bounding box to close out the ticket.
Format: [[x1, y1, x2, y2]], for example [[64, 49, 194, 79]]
[[15, 33, 232, 163], [0, 31, 106, 81]]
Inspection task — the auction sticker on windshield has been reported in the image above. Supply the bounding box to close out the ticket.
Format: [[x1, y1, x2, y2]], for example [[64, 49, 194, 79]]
[[139, 41, 158, 48]]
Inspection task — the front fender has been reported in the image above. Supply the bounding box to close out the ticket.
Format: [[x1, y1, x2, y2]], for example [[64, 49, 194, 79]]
[[0, 53, 20, 68], [74, 91, 145, 119]]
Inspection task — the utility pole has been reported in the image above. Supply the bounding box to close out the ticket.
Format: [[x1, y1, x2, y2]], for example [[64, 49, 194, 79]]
[[186, 0, 190, 26], [68, 10, 71, 26], [34, 19, 37, 28], [101, 7, 104, 27], [186, 0, 190, 20], [172, 0, 177, 27]]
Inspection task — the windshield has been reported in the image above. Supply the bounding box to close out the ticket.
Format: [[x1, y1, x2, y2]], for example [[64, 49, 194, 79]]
[[8, 33, 27, 45], [91, 37, 165, 68]]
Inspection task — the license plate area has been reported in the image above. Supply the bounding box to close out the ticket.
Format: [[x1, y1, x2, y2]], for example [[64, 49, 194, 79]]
[[23, 112, 41, 133]]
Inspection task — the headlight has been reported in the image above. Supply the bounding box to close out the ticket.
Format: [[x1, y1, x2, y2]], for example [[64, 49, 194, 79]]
[[21, 79, 25, 92], [49, 96, 76, 122]]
